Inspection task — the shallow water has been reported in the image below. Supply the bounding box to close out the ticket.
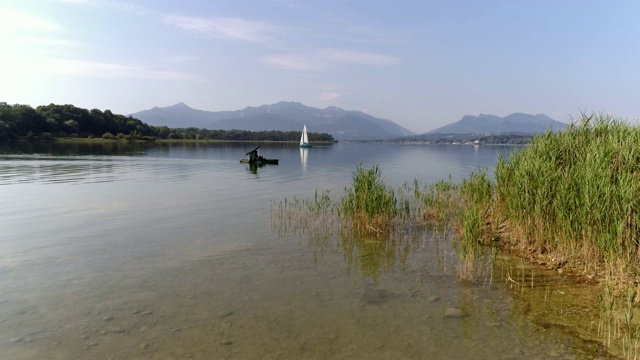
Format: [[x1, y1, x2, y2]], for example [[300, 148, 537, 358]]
[[0, 141, 610, 359]]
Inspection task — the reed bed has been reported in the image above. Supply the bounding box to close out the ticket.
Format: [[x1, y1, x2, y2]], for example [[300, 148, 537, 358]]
[[271, 189, 337, 248], [339, 165, 399, 235], [272, 114, 640, 358], [492, 113, 640, 359], [274, 114, 640, 288], [494, 113, 640, 286], [272, 164, 496, 283]]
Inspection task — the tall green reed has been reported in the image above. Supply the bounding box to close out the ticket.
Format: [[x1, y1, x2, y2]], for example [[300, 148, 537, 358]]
[[495, 112, 640, 279], [340, 164, 398, 235], [456, 169, 499, 282]]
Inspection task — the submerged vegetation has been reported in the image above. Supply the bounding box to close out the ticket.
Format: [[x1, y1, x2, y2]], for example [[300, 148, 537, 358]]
[[272, 112, 640, 359], [273, 164, 497, 284]]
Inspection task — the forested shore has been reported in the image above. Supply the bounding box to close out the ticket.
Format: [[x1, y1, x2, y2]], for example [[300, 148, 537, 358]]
[[0, 102, 334, 142]]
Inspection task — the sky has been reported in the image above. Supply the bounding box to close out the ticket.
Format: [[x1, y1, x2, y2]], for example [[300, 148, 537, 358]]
[[2, 0, 640, 133]]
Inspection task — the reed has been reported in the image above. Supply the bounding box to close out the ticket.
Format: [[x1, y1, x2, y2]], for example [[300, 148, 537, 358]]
[[494, 113, 640, 285], [455, 169, 500, 282], [412, 177, 461, 233], [271, 189, 338, 244], [340, 165, 398, 236], [270, 115, 640, 356], [492, 112, 640, 358], [272, 163, 500, 283]]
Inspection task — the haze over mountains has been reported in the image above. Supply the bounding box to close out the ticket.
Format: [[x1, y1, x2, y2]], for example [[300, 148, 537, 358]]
[[130, 101, 566, 141], [424, 113, 566, 135], [131, 101, 415, 141]]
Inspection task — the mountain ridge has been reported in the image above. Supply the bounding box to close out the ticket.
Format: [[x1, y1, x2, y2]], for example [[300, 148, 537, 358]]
[[131, 103, 566, 141], [131, 101, 415, 141], [424, 112, 566, 135]]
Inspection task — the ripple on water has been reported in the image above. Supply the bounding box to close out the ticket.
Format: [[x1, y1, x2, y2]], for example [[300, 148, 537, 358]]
[[0, 144, 613, 359]]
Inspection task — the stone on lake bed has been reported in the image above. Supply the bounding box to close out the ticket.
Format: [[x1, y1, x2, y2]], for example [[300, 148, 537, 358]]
[[361, 285, 393, 305], [444, 307, 468, 318], [220, 310, 234, 317]]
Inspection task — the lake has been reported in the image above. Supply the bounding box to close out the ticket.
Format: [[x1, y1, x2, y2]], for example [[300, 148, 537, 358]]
[[0, 141, 607, 359]]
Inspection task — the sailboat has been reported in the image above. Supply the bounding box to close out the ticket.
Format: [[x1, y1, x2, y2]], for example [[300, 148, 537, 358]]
[[299, 124, 312, 148]]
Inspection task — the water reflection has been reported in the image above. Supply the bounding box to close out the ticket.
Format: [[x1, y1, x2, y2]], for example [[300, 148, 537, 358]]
[[300, 147, 308, 171], [340, 233, 414, 284], [1, 141, 609, 359], [0, 155, 119, 185], [272, 189, 612, 358], [274, 193, 466, 287], [244, 162, 279, 174], [0, 140, 148, 156]]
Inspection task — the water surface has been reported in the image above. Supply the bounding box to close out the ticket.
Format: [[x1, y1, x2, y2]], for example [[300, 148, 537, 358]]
[[0, 141, 607, 359]]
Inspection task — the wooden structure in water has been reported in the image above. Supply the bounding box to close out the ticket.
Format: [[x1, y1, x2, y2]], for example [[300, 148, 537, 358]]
[[240, 146, 279, 165]]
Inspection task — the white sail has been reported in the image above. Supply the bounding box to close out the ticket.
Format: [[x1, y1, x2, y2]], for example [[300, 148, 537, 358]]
[[300, 125, 309, 145]]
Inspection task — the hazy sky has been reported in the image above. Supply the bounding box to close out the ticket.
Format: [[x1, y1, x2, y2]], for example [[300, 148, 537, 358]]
[[2, 0, 639, 133]]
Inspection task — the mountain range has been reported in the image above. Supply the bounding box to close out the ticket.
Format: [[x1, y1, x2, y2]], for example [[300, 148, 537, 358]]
[[130, 101, 415, 141], [130, 102, 567, 141], [424, 113, 566, 135]]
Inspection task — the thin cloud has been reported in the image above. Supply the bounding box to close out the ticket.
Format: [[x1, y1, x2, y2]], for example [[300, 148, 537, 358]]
[[163, 55, 201, 64], [21, 37, 82, 47], [320, 92, 342, 101], [322, 49, 399, 66], [0, 8, 63, 33], [315, 23, 402, 46], [57, 0, 96, 4], [263, 54, 321, 71], [56, 0, 148, 16], [49, 59, 204, 81], [263, 48, 400, 71], [163, 15, 280, 42]]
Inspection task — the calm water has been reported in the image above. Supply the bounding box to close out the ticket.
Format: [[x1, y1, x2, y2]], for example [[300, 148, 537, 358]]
[[0, 142, 607, 359]]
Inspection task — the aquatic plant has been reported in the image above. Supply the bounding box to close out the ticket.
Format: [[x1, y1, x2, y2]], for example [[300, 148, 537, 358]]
[[273, 164, 497, 284], [340, 164, 398, 236], [455, 169, 500, 282], [272, 114, 640, 358], [340, 232, 414, 285], [494, 113, 640, 285], [411, 177, 461, 233], [490, 112, 640, 359], [271, 189, 337, 237]]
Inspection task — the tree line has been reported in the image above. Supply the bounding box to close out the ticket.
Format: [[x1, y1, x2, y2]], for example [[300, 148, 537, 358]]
[[153, 127, 334, 142], [396, 133, 534, 145], [0, 103, 334, 142]]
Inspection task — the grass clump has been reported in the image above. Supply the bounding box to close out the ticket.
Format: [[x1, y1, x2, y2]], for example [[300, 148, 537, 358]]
[[271, 189, 337, 242], [272, 114, 640, 357], [340, 165, 398, 236], [273, 164, 496, 283], [456, 169, 500, 282], [495, 113, 640, 284], [493, 112, 640, 358], [409, 177, 460, 232]]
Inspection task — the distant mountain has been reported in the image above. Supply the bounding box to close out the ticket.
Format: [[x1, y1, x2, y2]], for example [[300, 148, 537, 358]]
[[424, 113, 566, 135], [130, 101, 415, 141]]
